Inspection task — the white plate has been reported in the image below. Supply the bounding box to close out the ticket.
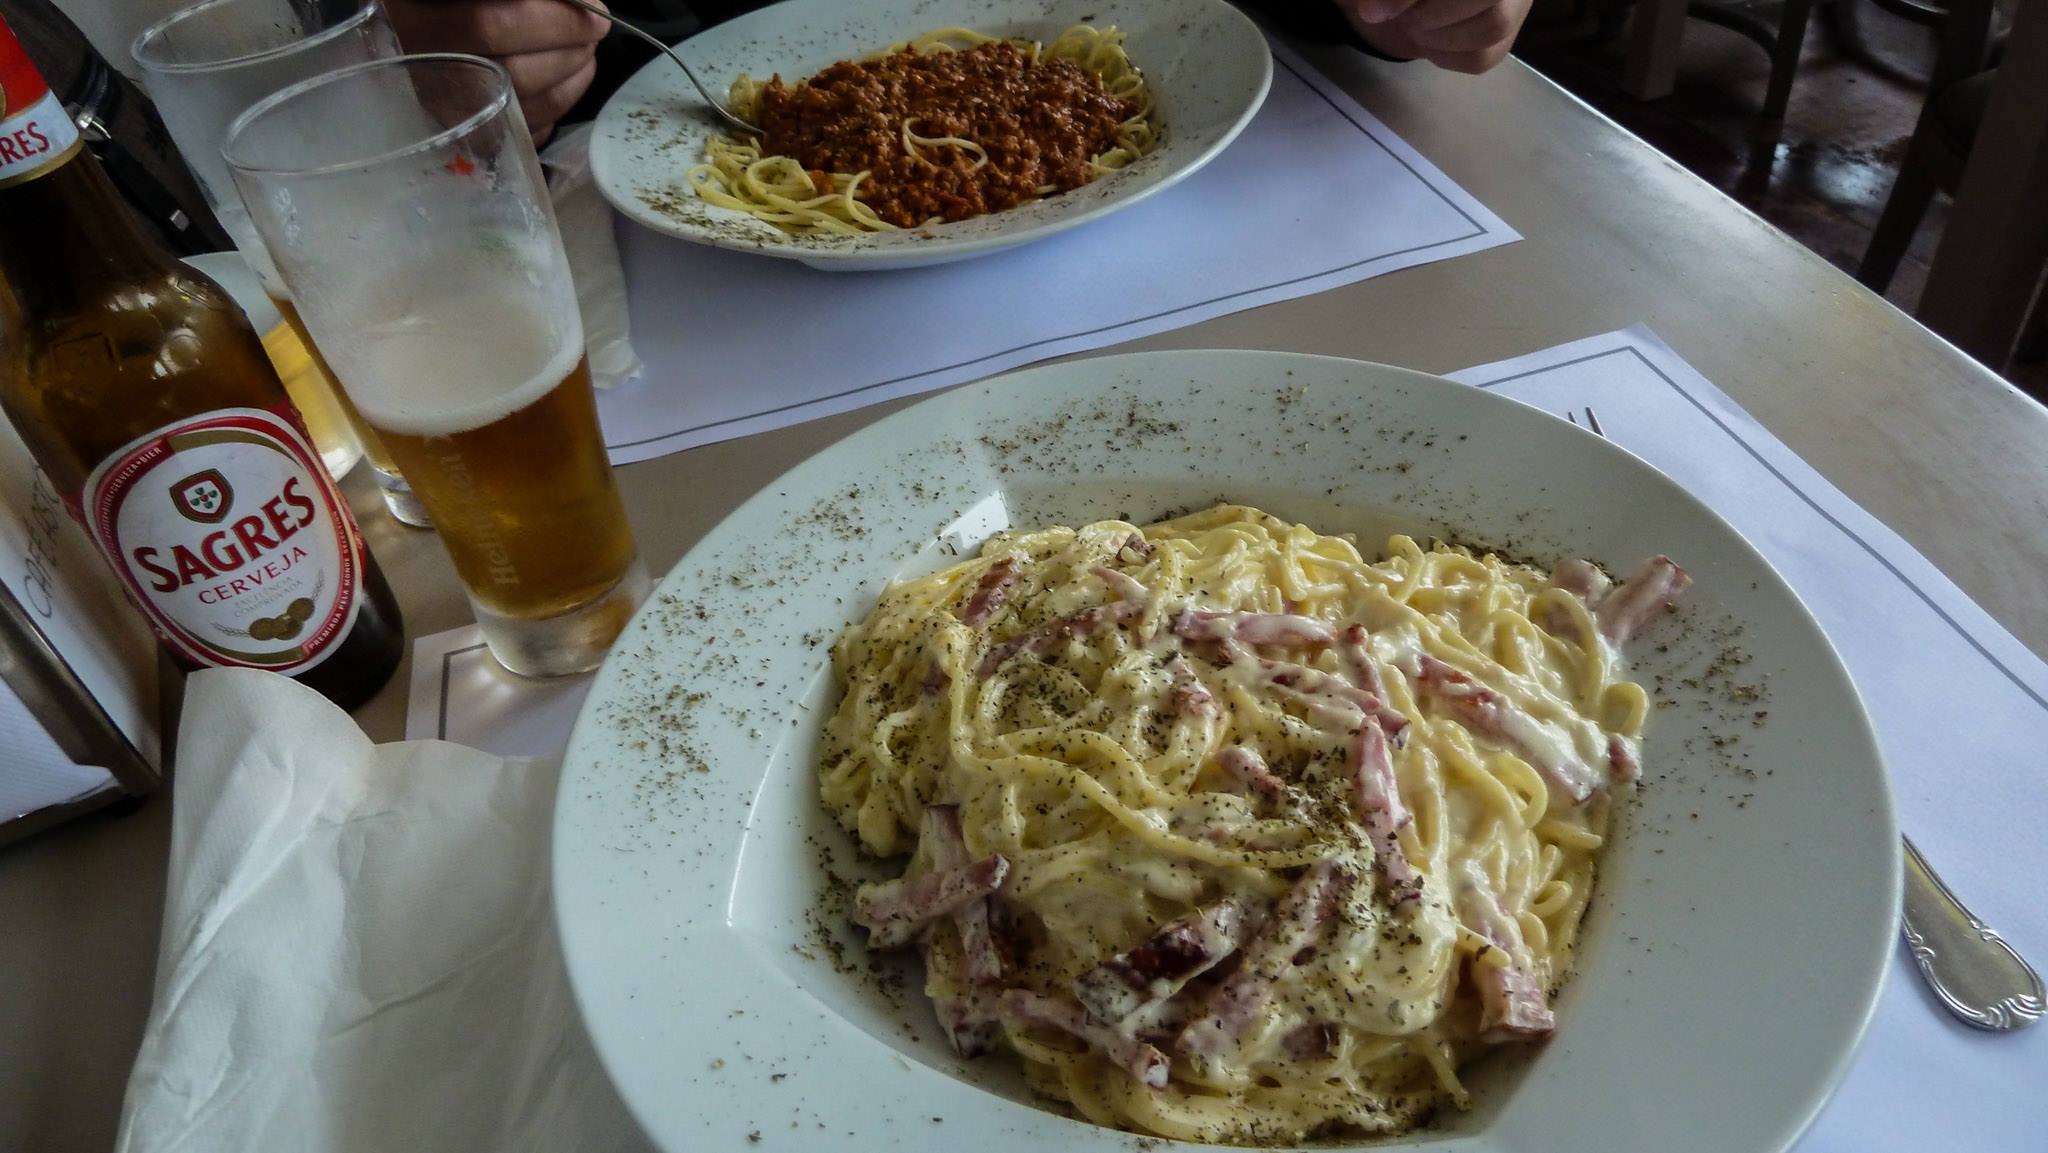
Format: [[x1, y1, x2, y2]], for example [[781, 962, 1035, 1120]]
[[588, 0, 1271, 270], [555, 350, 1898, 1152]]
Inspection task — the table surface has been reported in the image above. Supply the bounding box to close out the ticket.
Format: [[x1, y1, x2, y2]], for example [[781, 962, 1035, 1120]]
[[5, 45, 2046, 1153]]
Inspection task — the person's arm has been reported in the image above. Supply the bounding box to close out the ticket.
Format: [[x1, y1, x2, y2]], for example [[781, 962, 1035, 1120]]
[[1237, 0, 1532, 74], [1335, 0, 1534, 73], [382, 0, 612, 142]]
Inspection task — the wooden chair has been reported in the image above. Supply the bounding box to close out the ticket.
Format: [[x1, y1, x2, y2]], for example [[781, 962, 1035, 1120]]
[[1859, 0, 2048, 371], [1624, 0, 1986, 123], [1625, 0, 1822, 119], [1855, 0, 1998, 292]]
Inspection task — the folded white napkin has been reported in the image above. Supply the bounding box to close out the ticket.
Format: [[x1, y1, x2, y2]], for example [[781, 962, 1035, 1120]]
[[544, 123, 644, 392], [116, 668, 653, 1153]]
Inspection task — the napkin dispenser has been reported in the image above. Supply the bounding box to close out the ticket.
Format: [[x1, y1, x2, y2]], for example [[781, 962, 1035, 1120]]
[[0, 414, 164, 847]]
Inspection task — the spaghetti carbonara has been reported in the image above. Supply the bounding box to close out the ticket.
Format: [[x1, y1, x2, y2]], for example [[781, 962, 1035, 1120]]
[[820, 505, 1689, 1143], [690, 26, 1159, 234]]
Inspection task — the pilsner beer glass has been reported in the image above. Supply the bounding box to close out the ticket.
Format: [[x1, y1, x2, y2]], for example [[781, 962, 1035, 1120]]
[[225, 54, 648, 677], [132, 0, 432, 526]]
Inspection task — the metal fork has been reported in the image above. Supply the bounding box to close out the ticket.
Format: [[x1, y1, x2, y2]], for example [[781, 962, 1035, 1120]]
[[552, 0, 761, 135], [1565, 404, 2043, 1031]]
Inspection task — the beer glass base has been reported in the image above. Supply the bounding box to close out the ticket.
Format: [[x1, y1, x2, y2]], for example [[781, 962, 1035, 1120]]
[[374, 468, 433, 528], [474, 556, 651, 678]]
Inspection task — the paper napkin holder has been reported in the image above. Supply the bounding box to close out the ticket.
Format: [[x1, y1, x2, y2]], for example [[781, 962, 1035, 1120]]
[[0, 419, 166, 848]]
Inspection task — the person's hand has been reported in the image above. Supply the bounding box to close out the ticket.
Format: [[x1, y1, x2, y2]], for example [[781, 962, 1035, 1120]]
[[384, 0, 611, 141], [1334, 0, 1534, 74]]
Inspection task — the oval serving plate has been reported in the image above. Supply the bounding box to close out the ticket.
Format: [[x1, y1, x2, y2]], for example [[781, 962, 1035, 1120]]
[[555, 349, 1897, 1153], [589, 0, 1272, 271]]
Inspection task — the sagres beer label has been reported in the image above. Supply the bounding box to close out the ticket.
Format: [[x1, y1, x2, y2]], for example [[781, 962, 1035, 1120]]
[[0, 18, 82, 189], [83, 407, 363, 672]]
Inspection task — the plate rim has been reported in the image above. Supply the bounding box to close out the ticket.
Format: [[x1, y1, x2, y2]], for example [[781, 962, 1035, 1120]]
[[556, 348, 1900, 1153]]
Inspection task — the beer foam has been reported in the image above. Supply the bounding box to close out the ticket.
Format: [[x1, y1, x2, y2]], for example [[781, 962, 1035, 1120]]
[[331, 290, 584, 438]]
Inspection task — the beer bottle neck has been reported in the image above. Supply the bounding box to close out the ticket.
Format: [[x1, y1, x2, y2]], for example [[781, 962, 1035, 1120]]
[[0, 148, 177, 321], [0, 13, 174, 318]]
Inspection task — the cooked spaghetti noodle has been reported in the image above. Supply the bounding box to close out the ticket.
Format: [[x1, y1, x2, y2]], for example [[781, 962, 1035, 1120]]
[[689, 26, 1159, 233], [820, 505, 1689, 1143]]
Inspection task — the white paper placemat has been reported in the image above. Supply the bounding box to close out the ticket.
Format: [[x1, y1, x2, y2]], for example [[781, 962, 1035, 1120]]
[[1449, 326, 2046, 1153], [592, 39, 1518, 464], [404, 625, 592, 759]]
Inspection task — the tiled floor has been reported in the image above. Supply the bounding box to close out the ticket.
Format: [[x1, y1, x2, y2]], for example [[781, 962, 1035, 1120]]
[[1515, 0, 2046, 398]]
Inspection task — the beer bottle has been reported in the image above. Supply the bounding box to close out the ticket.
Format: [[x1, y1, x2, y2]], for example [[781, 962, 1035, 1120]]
[[0, 16, 402, 710]]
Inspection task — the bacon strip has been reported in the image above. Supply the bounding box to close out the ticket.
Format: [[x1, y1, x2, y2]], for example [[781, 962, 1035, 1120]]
[[1178, 616, 1410, 742], [1351, 718, 1422, 904], [973, 599, 1142, 677], [1453, 860, 1555, 1041], [933, 988, 1004, 1057], [999, 990, 1171, 1089], [1255, 655, 1414, 743], [1179, 861, 1356, 1057], [854, 854, 1008, 948], [1173, 609, 1338, 651], [1606, 732, 1641, 786], [1216, 745, 1288, 799], [926, 804, 1003, 981], [1090, 565, 1150, 603], [1256, 658, 1379, 720], [1596, 555, 1692, 645], [1165, 655, 1215, 718], [1337, 625, 1410, 746], [960, 557, 1018, 627], [1549, 557, 1612, 604], [1413, 655, 1606, 803], [1072, 900, 1247, 1025], [973, 568, 1146, 676]]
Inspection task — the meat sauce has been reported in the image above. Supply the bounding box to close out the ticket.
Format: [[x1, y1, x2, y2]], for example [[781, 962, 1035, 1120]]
[[756, 41, 1140, 228]]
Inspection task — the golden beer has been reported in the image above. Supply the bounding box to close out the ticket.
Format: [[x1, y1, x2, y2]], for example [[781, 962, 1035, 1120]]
[[260, 296, 362, 478], [371, 355, 636, 622], [269, 294, 432, 527]]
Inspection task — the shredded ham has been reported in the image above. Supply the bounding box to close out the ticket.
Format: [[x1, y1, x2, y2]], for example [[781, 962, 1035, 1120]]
[[1351, 717, 1422, 903], [854, 854, 1008, 948], [1595, 555, 1692, 645], [1165, 655, 1216, 718], [1179, 861, 1356, 1058], [1172, 609, 1338, 651], [1000, 990, 1171, 1089], [1072, 900, 1247, 1025], [1453, 860, 1555, 1041], [973, 599, 1141, 677], [1413, 654, 1607, 803], [933, 988, 1004, 1057], [1216, 745, 1288, 799], [974, 568, 1145, 676], [1337, 624, 1410, 745], [926, 804, 1003, 981], [960, 557, 1018, 628], [1549, 557, 1612, 603], [1607, 732, 1642, 786]]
